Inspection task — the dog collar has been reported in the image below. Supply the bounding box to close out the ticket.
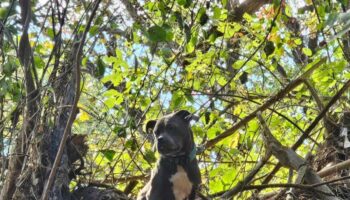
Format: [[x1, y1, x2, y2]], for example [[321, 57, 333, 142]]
[[161, 146, 197, 162], [189, 146, 197, 161]]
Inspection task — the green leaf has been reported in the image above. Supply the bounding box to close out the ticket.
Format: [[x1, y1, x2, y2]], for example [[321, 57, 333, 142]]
[[147, 25, 168, 42], [326, 13, 338, 26], [47, 28, 54, 39], [218, 22, 241, 39], [294, 38, 302, 45], [344, 72, 350, 79], [232, 60, 244, 70], [104, 97, 116, 109], [0, 8, 8, 19], [0, 79, 8, 97], [207, 124, 221, 139], [170, 91, 184, 109], [217, 76, 227, 86], [103, 56, 119, 65], [114, 126, 126, 138], [302, 47, 312, 56], [243, 13, 253, 22], [213, 6, 221, 20], [285, 5, 292, 17], [100, 149, 116, 162], [115, 95, 124, 105], [186, 31, 198, 53], [82, 57, 88, 66], [163, 24, 174, 41], [103, 89, 124, 106], [144, 150, 157, 163], [34, 56, 45, 69], [177, 0, 192, 7], [125, 139, 137, 151], [185, 93, 194, 102], [222, 167, 236, 183], [89, 25, 99, 36], [186, 39, 195, 53], [221, 0, 227, 7], [101, 73, 122, 86], [177, 0, 186, 6], [3, 60, 17, 76], [103, 89, 120, 97], [96, 57, 106, 77]]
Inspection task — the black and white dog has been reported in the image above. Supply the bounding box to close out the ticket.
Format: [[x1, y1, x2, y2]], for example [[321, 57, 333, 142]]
[[137, 110, 201, 200]]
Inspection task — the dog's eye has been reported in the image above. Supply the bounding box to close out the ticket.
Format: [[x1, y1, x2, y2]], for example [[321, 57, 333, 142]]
[[167, 124, 176, 129]]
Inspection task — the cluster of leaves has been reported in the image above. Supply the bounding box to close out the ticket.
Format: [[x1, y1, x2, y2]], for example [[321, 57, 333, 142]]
[[2, 0, 350, 199]]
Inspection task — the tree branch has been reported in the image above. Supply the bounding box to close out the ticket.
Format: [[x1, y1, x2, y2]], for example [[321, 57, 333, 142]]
[[318, 159, 350, 177], [256, 112, 338, 200], [261, 79, 350, 186], [201, 57, 326, 150]]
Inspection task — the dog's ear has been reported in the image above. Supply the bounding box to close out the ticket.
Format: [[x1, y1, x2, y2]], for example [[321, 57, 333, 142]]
[[145, 120, 157, 134], [174, 110, 199, 122]]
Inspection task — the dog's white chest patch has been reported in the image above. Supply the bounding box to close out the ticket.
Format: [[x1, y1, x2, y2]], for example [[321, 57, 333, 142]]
[[169, 165, 193, 200]]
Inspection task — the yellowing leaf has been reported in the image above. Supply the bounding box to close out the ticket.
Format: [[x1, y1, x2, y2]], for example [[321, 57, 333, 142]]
[[294, 38, 302, 45], [222, 132, 240, 148], [217, 76, 227, 86], [187, 71, 193, 80], [243, 13, 253, 22], [302, 47, 313, 56], [232, 60, 244, 70], [234, 105, 243, 116], [285, 5, 292, 17], [78, 110, 90, 122], [104, 97, 115, 109], [344, 72, 350, 79]]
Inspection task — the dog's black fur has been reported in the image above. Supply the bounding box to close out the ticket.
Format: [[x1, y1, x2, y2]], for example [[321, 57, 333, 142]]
[[137, 110, 201, 200]]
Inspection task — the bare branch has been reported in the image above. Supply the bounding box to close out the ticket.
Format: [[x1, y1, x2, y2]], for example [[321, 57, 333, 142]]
[[318, 159, 350, 177], [256, 112, 338, 200]]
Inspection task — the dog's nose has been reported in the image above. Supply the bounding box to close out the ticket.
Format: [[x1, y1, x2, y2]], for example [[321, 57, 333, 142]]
[[157, 136, 167, 151]]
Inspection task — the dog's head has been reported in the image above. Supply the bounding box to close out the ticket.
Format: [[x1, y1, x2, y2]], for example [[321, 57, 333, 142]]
[[146, 110, 199, 157]]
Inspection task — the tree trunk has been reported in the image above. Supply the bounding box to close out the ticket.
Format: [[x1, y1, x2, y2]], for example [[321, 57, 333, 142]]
[[0, 0, 39, 199], [0, 1, 84, 199]]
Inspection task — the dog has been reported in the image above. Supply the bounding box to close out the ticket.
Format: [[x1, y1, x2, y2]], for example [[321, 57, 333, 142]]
[[137, 110, 201, 200]]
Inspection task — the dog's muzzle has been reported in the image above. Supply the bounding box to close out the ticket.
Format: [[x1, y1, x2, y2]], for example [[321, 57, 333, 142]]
[[157, 135, 181, 155]]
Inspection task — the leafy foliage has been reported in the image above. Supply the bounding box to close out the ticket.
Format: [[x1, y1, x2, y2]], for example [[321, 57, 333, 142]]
[[1, 0, 350, 199]]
